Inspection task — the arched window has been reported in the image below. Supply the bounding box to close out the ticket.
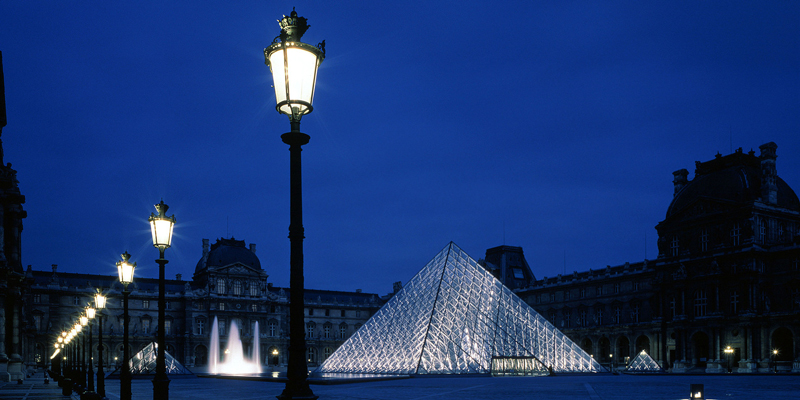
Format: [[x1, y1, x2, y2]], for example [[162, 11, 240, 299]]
[[339, 323, 348, 339], [323, 323, 332, 339], [306, 347, 317, 364], [323, 347, 333, 360], [217, 278, 226, 295], [232, 280, 242, 296]]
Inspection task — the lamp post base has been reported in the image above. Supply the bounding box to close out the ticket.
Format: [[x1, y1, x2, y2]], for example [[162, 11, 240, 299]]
[[152, 375, 170, 400]]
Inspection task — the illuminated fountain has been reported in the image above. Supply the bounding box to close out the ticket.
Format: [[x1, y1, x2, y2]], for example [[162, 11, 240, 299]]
[[210, 316, 262, 374]]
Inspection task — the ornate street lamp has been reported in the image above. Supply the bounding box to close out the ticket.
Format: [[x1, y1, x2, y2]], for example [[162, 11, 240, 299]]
[[80, 316, 88, 390], [117, 252, 136, 400], [86, 306, 96, 393], [95, 292, 107, 398], [264, 8, 324, 400], [149, 200, 175, 400], [724, 346, 734, 373]]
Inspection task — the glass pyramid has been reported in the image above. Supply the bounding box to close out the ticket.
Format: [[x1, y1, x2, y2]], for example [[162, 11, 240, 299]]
[[108, 342, 193, 376], [317, 242, 605, 375], [626, 350, 664, 373]]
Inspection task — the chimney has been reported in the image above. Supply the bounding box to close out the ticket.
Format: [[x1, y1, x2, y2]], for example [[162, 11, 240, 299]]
[[392, 281, 402, 293], [672, 169, 689, 197], [175, 274, 182, 280], [759, 142, 778, 204], [249, 243, 256, 254], [202, 239, 210, 256]]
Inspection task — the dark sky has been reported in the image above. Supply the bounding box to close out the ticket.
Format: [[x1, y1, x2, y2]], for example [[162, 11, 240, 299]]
[[1, 2, 798, 295]]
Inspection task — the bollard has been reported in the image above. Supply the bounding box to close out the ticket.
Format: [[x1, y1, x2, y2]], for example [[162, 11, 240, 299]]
[[61, 378, 72, 396]]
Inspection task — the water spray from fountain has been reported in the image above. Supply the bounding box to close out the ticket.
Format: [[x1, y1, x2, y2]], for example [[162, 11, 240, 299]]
[[209, 316, 262, 374]]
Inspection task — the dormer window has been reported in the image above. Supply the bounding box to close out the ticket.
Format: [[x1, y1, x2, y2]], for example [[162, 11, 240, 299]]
[[671, 236, 679, 256]]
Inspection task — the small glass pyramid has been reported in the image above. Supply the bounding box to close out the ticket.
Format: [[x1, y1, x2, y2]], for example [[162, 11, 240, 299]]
[[317, 242, 605, 375], [626, 350, 664, 373], [127, 342, 193, 375]]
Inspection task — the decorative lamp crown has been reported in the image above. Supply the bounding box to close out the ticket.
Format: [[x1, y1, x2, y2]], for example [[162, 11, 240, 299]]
[[279, 8, 309, 42]]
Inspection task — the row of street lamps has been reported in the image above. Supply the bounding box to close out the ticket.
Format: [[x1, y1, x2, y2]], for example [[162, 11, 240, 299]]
[[49, 8, 323, 400], [49, 201, 175, 400]]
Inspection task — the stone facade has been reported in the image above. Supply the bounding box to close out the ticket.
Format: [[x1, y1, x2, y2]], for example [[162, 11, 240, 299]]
[[514, 143, 800, 373], [23, 238, 384, 372]]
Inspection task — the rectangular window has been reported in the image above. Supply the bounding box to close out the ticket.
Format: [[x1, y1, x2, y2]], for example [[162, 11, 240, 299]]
[[233, 280, 242, 296], [217, 278, 226, 295], [142, 319, 151, 334], [701, 229, 708, 252], [166, 301, 171, 310], [595, 310, 603, 325], [695, 290, 707, 317], [164, 320, 171, 335], [323, 325, 331, 339], [33, 294, 41, 303], [308, 308, 314, 316], [73, 296, 80, 306], [219, 320, 226, 336], [633, 281, 640, 292], [250, 282, 259, 297], [325, 309, 330, 317], [670, 297, 676, 318], [219, 302, 225, 311], [270, 304, 277, 313], [730, 291, 739, 314], [340, 309, 346, 317], [597, 286, 603, 297], [33, 315, 42, 331], [614, 283, 620, 294], [269, 322, 277, 337], [356, 310, 361, 318], [564, 311, 571, 328], [580, 288, 585, 299], [731, 223, 741, 246], [632, 305, 640, 323], [512, 267, 525, 279], [614, 307, 620, 324], [196, 319, 205, 335], [340, 325, 347, 338], [579, 310, 586, 327], [143, 300, 150, 309], [671, 236, 680, 256], [549, 293, 555, 303], [251, 304, 258, 312]]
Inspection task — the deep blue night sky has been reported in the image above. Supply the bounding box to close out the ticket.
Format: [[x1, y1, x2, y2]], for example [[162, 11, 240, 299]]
[[1, 2, 798, 295]]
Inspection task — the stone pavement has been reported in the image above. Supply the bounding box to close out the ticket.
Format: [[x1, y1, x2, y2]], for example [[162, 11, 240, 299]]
[[4, 373, 800, 400]]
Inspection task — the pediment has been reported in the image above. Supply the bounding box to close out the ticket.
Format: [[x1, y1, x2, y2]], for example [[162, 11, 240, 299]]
[[216, 262, 264, 277]]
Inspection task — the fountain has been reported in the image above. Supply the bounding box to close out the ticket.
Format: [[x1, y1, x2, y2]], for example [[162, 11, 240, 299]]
[[209, 316, 262, 374]]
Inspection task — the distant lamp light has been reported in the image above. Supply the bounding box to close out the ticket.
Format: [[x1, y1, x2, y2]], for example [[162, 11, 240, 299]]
[[80, 315, 88, 326], [95, 292, 107, 309], [773, 349, 779, 356], [272, 349, 279, 356], [87, 307, 96, 319], [264, 9, 325, 121], [149, 200, 176, 250], [117, 251, 136, 285], [690, 384, 704, 399]]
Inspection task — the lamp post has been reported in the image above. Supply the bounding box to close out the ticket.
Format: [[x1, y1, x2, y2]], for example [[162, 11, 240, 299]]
[[149, 200, 175, 400], [86, 306, 96, 393], [772, 349, 779, 373], [117, 252, 136, 400], [79, 319, 87, 390], [264, 9, 324, 400], [95, 292, 107, 398], [724, 346, 734, 373]]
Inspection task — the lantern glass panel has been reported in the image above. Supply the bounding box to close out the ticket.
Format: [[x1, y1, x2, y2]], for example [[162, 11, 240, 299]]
[[268, 44, 320, 115]]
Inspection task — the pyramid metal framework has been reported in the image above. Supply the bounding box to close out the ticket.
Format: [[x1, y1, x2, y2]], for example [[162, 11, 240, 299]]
[[626, 350, 664, 373], [317, 242, 605, 374]]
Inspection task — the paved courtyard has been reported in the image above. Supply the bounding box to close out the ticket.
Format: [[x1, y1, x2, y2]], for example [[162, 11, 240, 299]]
[[3, 373, 800, 400]]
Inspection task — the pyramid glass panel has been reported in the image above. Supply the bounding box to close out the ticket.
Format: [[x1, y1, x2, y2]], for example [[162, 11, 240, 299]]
[[626, 350, 664, 373], [317, 242, 605, 375]]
